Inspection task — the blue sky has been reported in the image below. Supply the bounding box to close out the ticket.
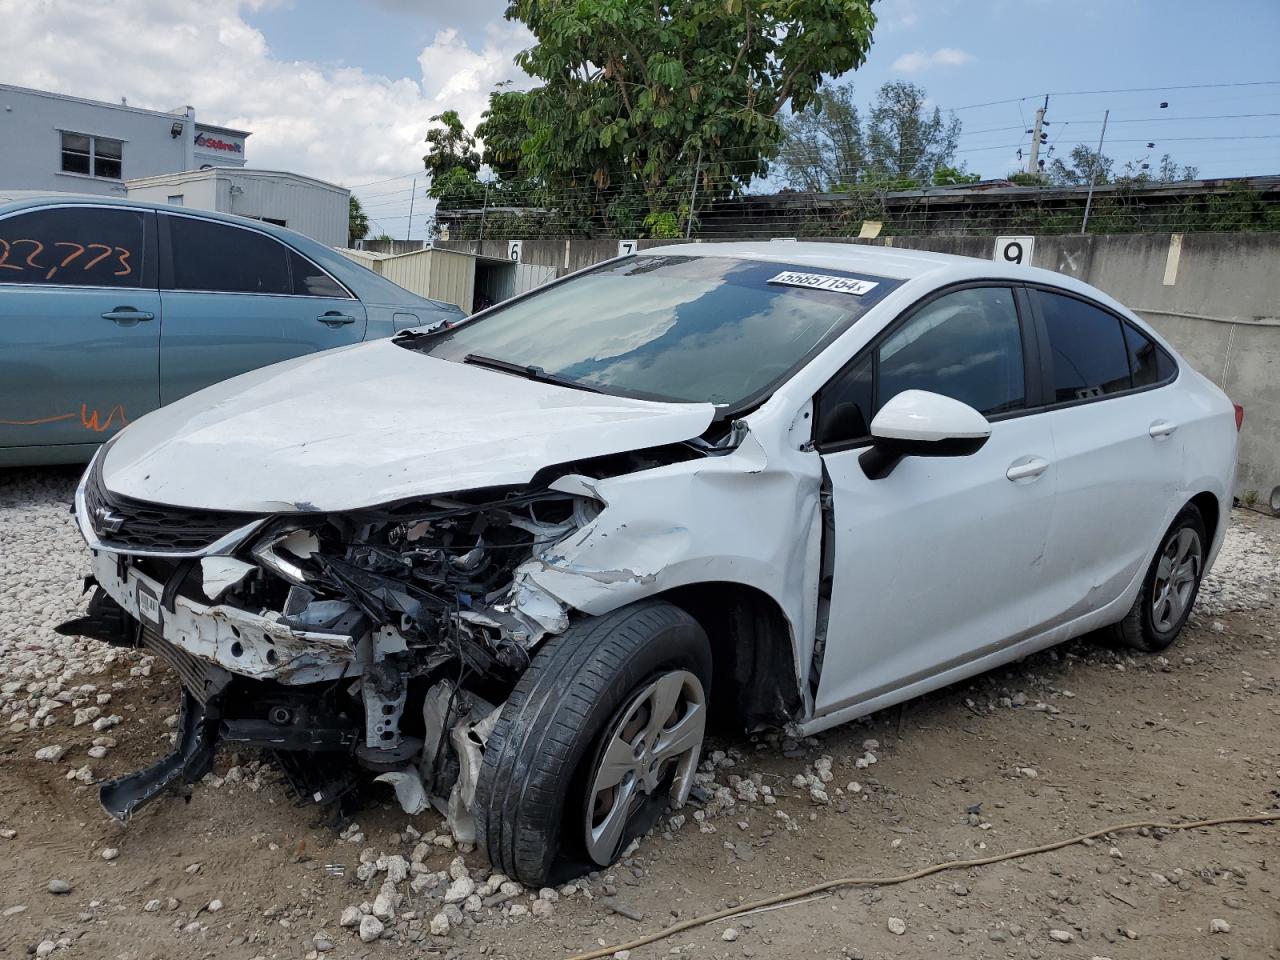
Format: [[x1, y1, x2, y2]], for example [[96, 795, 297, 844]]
[[6, 0, 1274, 239]]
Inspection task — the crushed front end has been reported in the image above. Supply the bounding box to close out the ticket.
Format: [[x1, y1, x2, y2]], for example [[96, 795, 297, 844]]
[[63, 448, 600, 835]]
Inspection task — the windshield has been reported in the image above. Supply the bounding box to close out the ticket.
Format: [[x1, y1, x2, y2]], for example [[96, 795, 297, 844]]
[[414, 255, 899, 407]]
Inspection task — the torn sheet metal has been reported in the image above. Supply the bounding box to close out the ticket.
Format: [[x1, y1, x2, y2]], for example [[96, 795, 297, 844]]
[[199, 556, 257, 601]]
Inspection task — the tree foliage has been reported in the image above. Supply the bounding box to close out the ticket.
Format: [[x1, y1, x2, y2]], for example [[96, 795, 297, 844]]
[[776, 83, 864, 191], [424, 110, 483, 210], [348, 194, 369, 242], [778, 81, 965, 192], [450, 0, 877, 236], [1049, 144, 1198, 187]]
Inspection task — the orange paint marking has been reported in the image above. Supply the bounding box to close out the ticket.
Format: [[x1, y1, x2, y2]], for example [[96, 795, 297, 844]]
[[1, 404, 128, 432], [79, 403, 128, 433], [0, 412, 77, 426]]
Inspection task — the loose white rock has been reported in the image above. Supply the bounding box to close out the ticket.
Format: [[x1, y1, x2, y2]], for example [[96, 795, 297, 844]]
[[358, 915, 384, 942], [888, 917, 906, 935], [1210, 918, 1231, 934]]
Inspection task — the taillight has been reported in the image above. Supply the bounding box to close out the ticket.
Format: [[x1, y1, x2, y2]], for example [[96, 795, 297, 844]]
[[1232, 403, 1244, 432]]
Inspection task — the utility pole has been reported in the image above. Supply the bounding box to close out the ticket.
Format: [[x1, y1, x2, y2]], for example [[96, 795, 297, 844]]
[[1080, 109, 1110, 234], [405, 176, 417, 243], [479, 177, 491, 242], [686, 145, 703, 240], [1027, 95, 1049, 175]]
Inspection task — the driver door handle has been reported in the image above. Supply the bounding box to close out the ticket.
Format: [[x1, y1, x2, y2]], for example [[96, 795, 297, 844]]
[[1006, 456, 1050, 483], [101, 307, 154, 324], [1149, 419, 1178, 440], [316, 312, 357, 326]]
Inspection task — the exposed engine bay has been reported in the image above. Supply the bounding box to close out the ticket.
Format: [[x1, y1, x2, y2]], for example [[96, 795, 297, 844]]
[[62, 441, 713, 835]]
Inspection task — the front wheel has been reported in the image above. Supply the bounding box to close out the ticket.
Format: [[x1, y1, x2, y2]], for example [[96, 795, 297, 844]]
[[1110, 504, 1207, 652], [475, 601, 711, 887]]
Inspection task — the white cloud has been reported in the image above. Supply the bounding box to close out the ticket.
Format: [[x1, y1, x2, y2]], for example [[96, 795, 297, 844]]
[[0, 0, 531, 193], [878, 0, 921, 31], [891, 47, 975, 73]]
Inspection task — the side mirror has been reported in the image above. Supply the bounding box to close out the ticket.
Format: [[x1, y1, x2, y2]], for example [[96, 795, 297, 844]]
[[859, 390, 991, 480]]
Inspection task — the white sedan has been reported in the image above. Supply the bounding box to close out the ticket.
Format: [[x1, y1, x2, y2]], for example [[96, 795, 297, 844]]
[[63, 242, 1240, 885]]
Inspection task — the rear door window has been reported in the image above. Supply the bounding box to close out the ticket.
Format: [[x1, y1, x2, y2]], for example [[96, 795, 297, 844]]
[[167, 216, 292, 294], [0, 207, 148, 288], [1035, 289, 1132, 402]]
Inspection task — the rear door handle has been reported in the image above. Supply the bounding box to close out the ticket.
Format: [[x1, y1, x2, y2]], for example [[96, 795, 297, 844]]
[[317, 312, 356, 327], [101, 307, 154, 324], [1006, 456, 1050, 483], [1149, 419, 1178, 440]]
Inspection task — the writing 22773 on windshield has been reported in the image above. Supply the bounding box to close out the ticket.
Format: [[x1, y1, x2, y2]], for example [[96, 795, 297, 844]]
[[767, 271, 879, 296]]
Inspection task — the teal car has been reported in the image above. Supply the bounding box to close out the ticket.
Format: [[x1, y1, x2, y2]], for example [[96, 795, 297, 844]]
[[0, 195, 464, 466]]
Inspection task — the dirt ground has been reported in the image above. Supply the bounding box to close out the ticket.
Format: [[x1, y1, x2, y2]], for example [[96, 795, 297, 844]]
[[1, 475, 1277, 960]]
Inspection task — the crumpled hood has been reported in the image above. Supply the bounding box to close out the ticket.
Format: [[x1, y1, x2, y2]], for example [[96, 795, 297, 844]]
[[102, 338, 715, 512]]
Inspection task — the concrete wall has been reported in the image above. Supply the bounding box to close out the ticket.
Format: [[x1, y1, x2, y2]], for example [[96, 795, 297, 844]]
[[438, 232, 1280, 506]]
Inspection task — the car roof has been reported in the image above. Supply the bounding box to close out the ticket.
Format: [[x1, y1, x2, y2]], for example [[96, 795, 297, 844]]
[[641, 239, 1086, 291], [0, 193, 442, 310]]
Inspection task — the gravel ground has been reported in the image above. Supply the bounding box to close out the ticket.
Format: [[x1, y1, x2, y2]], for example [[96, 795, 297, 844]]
[[1, 465, 1277, 959]]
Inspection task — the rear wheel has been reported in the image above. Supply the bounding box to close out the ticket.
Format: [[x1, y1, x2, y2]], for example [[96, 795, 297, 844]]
[[1111, 505, 1207, 652], [475, 601, 711, 886]]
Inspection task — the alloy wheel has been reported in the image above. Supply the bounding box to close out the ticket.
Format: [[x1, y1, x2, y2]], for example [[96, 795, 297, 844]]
[[1151, 527, 1202, 632], [583, 670, 706, 866]]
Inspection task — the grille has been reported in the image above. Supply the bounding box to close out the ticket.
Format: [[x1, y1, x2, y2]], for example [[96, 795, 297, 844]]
[[141, 625, 220, 705], [85, 458, 260, 554]]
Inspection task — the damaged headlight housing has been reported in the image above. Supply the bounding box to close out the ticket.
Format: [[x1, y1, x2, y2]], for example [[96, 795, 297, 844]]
[[235, 488, 602, 660]]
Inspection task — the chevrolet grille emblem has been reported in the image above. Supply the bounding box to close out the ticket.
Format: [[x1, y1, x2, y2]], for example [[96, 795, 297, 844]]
[[93, 505, 125, 535]]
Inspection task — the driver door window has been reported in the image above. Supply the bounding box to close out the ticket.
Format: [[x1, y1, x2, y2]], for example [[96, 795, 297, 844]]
[[817, 286, 1025, 447]]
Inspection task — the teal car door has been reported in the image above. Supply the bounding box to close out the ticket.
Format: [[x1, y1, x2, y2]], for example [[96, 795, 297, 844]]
[[0, 204, 160, 450], [158, 214, 367, 403]]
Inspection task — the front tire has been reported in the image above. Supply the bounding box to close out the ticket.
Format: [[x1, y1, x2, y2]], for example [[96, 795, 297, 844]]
[[475, 601, 711, 887], [1111, 504, 1207, 652]]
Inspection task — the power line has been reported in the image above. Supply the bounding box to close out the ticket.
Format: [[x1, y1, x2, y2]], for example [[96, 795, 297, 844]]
[[942, 80, 1280, 112]]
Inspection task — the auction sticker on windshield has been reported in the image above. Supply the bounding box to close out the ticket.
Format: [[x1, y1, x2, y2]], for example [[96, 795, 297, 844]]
[[768, 271, 879, 296]]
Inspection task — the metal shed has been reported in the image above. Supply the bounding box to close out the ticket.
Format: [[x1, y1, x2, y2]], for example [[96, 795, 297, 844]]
[[336, 246, 475, 313]]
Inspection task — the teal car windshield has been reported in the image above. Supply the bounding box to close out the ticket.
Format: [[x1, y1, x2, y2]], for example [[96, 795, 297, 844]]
[[417, 256, 900, 407]]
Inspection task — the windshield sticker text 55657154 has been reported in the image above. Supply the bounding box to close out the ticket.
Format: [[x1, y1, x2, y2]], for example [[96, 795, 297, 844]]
[[767, 271, 879, 296]]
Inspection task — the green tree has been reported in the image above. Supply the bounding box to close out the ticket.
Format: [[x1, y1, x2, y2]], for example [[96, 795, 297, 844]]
[[777, 83, 865, 191], [504, 0, 877, 233], [423, 110, 483, 210], [932, 165, 980, 186], [864, 81, 961, 186], [348, 195, 370, 242], [1048, 145, 1113, 186]]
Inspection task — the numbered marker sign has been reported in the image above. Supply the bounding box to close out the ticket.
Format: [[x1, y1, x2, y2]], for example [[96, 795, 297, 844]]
[[994, 236, 1035, 266], [617, 240, 638, 257], [507, 240, 523, 263]]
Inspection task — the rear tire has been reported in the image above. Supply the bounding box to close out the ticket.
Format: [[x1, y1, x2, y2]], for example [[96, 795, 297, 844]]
[[475, 601, 711, 887], [1110, 504, 1207, 652]]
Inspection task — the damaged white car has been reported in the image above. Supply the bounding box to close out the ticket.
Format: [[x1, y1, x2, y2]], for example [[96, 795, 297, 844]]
[[61, 243, 1240, 885]]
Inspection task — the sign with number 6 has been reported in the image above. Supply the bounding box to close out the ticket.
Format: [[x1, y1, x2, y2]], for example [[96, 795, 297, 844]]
[[507, 240, 523, 263], [994, 236, 1035, 266]]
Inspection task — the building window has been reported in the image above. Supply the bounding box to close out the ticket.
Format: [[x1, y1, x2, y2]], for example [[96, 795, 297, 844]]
[[167, 195, 184, 206], [60, 132, 124, 180]]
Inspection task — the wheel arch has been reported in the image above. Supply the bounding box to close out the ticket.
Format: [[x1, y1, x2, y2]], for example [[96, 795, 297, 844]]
[[649, 581, 804, 732], [1187, 490, 1221, 546]]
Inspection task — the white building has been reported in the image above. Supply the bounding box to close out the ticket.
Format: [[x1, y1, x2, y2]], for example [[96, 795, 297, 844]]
[[127, 168, 351, 247], [0, 82, 249, 196]]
